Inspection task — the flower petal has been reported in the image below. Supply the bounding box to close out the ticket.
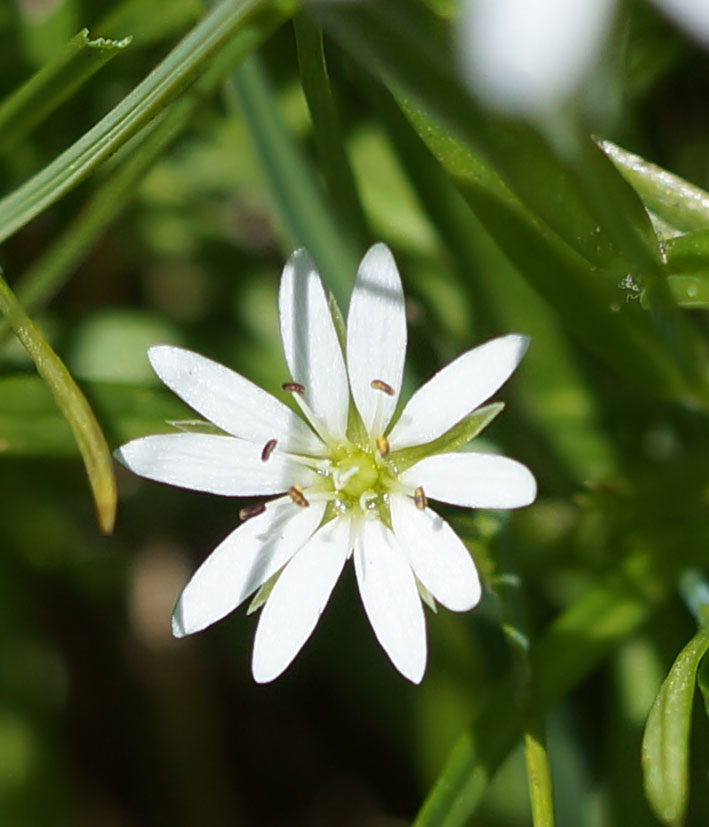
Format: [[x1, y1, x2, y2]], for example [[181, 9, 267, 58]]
[[116, 433, 316, 496], [458, 0, 615, 115], [252, 515, 351, 683], [353, 518, 426, 683], [388, 334, 529, 450], [148, 345, 324, 455], [172, 499, 326, 637], [346, 243, 407, 434], [401, 452, 537, 509], [279, 249, 349, 442], [390, 493, 481, 612]]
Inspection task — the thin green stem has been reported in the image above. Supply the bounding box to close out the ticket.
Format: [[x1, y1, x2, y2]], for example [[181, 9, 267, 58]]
[[524, 716, 556, 827]]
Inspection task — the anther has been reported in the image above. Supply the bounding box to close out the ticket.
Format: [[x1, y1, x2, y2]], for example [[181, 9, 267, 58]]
[[376, 435, 390, 457], [239, 502, 266, 521], [288, 485, 310, 508], [261, 438, 277, 462], [370, 379, 395, 396], [282, 381, 305, 394], [414, 486, 427, 510]]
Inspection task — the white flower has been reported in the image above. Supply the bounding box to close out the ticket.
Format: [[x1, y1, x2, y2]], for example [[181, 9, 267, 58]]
[[116, 243, 536, 683], [459, 0, 709, 116]]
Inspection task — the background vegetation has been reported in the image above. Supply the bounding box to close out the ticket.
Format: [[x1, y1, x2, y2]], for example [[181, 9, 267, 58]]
[[2, 1, 709, 824]]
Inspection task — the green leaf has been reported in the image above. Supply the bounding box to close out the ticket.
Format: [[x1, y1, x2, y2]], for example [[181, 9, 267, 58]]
[[601, 140, 709, 234], [665, 230, 709, 275], [0, 272, 115, 533], [0, 0, 296, 245], [641, 628, 709, 826], [391, 402, 504, 471], [227, 52, 358, 308], [0, 28, 132, 156]]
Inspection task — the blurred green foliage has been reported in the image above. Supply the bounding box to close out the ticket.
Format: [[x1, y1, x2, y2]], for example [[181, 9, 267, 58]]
[[3, 0, 709, 825]]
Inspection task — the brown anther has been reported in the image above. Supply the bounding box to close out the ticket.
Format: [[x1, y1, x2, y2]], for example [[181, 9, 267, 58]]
[[370, 378, 395, 396], [261, 438, 278, 462], [239, 502, 267, 521], [282, 381, 305, 394], [376, 435, 390, 457], [288, 485, 310, 508], [414, 486, 427, 510]]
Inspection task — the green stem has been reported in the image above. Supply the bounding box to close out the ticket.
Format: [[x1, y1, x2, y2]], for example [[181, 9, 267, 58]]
[[524, 716, 556, 827]]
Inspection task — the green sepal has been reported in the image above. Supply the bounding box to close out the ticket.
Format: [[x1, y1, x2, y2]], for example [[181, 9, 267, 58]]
[[327, 291, 347, 353], [416, 578, 437, 613], [390, 402, 504, 471], [166, 418, 226, 435], [247, 572, 280, 615]]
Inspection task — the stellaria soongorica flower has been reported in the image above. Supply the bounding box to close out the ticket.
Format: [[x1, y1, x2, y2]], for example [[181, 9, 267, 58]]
[[116, 244, 536, 683]]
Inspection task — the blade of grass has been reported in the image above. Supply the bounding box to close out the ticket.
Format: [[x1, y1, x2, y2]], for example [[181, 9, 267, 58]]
[[0, 0, 296, 245], [293, 14, 368, 245], [0, 23, 258, 340], [0, 28, 132, 156], [0, 270, 115, 533], [227, 52, 359, 307]]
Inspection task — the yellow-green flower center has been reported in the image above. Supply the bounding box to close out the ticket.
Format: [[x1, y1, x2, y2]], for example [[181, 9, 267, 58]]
[[337, 451, 379, 497]]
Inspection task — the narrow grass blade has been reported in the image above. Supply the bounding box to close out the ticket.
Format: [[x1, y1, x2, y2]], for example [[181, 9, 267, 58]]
[[227, 52, 358, 307], [0, 271, 116, 533], [0, 0, 296, 245], [0, 28, 132, 156]]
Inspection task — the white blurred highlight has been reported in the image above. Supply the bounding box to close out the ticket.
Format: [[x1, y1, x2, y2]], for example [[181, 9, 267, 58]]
[[458, 0, 615, 115]]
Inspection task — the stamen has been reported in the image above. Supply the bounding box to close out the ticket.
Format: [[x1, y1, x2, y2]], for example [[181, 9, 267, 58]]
[[370, 378, 395, 396], [239, 502, 266, 521], [288, 485, 310, 508], [414, 486, 427, 510], [376, 435, 390, 457], [261, 438, 278, 462], [281, 381, 335, 449]]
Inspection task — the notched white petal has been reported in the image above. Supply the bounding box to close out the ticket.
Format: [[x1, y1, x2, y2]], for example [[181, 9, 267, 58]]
[[279, 250, 350, 441], [390, 493, 481, 612], [388, 334, 529, 450], [252, 516, 351, 683], [402, 452, 537, 510], [116, 433, 316, 496], [172, 500, 326, 637], [354, 519, 426, 684], [346, 243, 407, 434], [148, 345, 324, 455]]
